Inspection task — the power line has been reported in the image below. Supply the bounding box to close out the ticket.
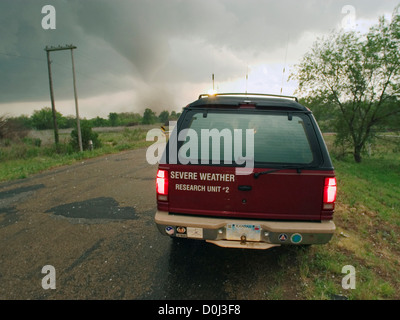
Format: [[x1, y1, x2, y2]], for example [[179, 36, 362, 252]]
[[0, 51, 44, 61], [0, 49, 126, 93], [47, 49, 129, 92]]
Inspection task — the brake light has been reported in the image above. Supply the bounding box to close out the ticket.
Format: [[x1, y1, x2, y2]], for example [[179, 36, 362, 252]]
[[239, 103, 256, 109], [323, 177, 337, 210], [156, 169, 168, 201]]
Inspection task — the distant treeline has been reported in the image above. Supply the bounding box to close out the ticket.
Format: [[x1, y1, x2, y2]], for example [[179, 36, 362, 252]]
[[6, 107, 181, 131]]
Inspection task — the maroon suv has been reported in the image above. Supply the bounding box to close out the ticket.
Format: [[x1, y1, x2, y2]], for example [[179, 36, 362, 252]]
[[155, 93, 336, 249]]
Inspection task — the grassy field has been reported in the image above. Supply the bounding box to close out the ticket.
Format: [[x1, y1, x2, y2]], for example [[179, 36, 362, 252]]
[[0, 126, 157, 182], [274, 134, 400, 300], [0, 128, 399, 299]]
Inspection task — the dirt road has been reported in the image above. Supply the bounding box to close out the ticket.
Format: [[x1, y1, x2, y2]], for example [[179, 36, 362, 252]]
[[0, 148, 301, 300]]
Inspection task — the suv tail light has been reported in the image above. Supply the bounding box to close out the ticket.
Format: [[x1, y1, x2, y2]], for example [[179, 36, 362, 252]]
[[156, 169, 168, 201], [323, 177, 337, 210]]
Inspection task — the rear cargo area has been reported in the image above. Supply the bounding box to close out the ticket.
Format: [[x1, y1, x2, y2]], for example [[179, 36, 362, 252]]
[[166, 164, 333, 221]]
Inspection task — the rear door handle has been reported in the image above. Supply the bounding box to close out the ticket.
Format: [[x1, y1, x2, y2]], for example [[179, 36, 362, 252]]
[[238, 185, 252, 191]]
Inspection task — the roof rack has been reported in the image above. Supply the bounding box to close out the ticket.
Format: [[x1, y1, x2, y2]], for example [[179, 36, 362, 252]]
[[198, 93, 298, 102]]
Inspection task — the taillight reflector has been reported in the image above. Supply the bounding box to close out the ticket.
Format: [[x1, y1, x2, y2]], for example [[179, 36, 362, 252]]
[[323, 177, 337, 208], [156, 169, 168, 198]]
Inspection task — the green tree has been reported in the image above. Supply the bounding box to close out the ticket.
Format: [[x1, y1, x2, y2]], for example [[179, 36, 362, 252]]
[[158, 110, 170, 124], [63, 116, 77, 129], [31, 107, 66, 130], [117, 112, 142, 126], [142, 108, 157, 124], [290, 7, 400, 162], [9, 115, 33, 130], [91, 116, 109, 127], [169, 110, 180, 121], [108, 112, 119, 127]]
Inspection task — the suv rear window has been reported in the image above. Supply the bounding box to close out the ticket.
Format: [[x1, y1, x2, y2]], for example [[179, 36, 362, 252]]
[[177, 110, 320, 166]]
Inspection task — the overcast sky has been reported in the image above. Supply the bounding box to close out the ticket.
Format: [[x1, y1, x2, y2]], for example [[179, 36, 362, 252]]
[[0, 0, 399, 119]]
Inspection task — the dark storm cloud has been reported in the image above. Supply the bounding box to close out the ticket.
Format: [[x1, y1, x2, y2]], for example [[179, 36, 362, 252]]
[[0, 0, 399, 113]]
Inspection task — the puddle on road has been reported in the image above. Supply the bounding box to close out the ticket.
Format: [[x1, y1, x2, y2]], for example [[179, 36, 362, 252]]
[[46, 197, 137, 221]]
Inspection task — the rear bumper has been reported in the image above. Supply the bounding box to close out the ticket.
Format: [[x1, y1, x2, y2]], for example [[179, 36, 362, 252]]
[[155, 210, 335, 250]]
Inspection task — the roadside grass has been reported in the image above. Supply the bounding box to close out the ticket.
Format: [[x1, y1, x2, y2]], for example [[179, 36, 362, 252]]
[[0, 127, 156, 182], [277, 135, 400, 300]]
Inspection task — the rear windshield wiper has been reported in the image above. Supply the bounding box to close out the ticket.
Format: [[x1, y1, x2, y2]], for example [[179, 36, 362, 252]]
[[253, 165, 311, 179]]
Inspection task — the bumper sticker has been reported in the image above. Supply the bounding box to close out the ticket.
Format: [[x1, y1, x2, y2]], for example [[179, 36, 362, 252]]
[[165, 226, 174, 235], [291, 233, 303, 244], [176, 226, 186, 234], [278, 233, 288, 242]]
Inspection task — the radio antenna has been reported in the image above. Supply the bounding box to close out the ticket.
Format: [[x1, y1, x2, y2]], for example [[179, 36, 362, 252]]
[[280, 35, 290, 94], [245, 65, 248, 94]]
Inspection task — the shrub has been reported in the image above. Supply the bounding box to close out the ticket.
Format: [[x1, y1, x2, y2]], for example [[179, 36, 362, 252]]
[[0, 115, 28, 141], [70, 121, 102, 151], [23, 137, 42, 147]]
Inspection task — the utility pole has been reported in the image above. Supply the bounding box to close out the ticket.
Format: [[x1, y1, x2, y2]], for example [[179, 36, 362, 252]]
[[44, 44, 83, 151], [70, 48, 82, 152], [45, 49, 59, 146]]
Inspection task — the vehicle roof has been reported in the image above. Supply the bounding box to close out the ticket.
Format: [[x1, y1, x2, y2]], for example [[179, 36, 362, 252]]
[[186, 93, 308, 111]]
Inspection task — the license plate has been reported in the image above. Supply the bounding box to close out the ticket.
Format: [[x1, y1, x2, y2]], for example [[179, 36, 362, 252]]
[[226, 224, 261, 241]]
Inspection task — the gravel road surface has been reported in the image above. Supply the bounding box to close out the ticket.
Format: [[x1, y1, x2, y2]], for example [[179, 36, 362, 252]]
[[0, 148, 300, 300]]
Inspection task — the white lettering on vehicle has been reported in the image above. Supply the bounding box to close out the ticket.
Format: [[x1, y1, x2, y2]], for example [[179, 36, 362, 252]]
[[170, 171, 198, 180], [170, 171, 235, 182], [174, 184, 230, 193], [171, 171, 234, 193], [175, 184, 206, 192]]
